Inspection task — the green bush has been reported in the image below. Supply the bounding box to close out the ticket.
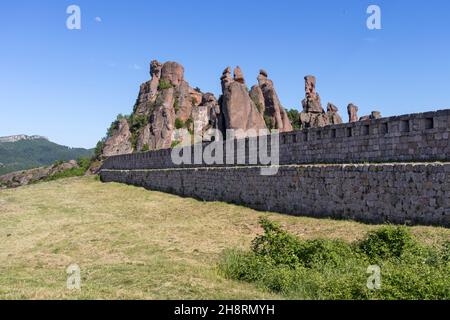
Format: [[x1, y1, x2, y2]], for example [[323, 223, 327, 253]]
[[185, 118, 193, 133], [264, 115, 274, 130], [128, 114, 148, 132], [173, 99, 180, 113], [45, 157, 91, 182], [158, 79, 173, 90], [357, 226, 417, 262], [127, 114, 149, 151], [175, 118, 185, 130], [94, 139, 105, 160], [287, 109, 302, 130], [52, 160, 65, 167], [171, 140, 181, 148], [219, 217, 450, 300]]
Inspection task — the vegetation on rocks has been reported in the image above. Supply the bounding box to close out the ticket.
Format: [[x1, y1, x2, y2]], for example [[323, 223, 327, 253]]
[[44, 158, 91, 182], [158, 79, 173, 90], [287, 109, 302, 130]]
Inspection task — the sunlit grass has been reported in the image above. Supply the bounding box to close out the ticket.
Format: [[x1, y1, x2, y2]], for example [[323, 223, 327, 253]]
[[0, 176, 448, 299]]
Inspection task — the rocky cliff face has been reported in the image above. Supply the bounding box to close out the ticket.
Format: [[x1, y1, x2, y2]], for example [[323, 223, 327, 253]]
[[102, 118, 133, 157], [0, 161, 79, 189], [101, 59, 380, 158], [347, 103, 359, 123], [102, 60, 216, 156]]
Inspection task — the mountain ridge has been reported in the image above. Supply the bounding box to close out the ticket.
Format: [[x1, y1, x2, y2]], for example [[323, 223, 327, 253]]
[[0, 134, 48, 143], [0, 137, 93, 175]]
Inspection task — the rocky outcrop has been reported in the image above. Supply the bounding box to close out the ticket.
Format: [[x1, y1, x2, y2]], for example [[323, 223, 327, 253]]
[[299, 112, 329, 128], [249, 85, 265, 114], [250, 70, 293, 132], [102, 61, 389, 158], [299, 76, 343, 128], [101, 60, 222, 156], [202, 93, 223, 134], [360, 111, 382, 121], [348, 104, 382, 122], [145, 86, 177, 150], [233, 66, 245, 84], [326, 103, 344, 125], [220, 67, 267, 137], [0, 161, 79, 189], [302, 75, 323, 113], [102, 118, 133, 157], [347, 103, 359, 123], [161, 61, 185, 87]]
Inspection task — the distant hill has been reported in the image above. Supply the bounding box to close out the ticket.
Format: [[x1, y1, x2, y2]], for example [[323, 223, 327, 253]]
[[0, 135, 93, 175], [0, 134, 48, 143]]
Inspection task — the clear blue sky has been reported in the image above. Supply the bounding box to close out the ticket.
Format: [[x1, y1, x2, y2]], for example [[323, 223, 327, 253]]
[[1, 0, 449, 148]]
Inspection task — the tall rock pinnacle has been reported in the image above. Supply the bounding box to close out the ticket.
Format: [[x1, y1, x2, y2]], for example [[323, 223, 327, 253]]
[[220, 66, 267, 137]]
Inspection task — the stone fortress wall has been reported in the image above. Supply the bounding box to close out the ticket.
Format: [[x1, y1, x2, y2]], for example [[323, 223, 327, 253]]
[[100, 109, 450, 227]]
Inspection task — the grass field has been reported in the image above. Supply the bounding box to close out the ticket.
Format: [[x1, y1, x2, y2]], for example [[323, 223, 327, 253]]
[[0, 176, 448, 300]]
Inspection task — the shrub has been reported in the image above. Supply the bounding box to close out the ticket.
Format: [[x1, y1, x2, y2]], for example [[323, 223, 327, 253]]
[[45, 157, 91, 182], [175, 118, 185, 130], [77, 157, 91, 171], [94, 140, 105, 160], [52, 160, 65, 167], [185, 118, 193, 132], [158, 79, 173, 90], [251, 217, 303, 266], [130, 132, 139, 151], [287, 109, 302, 129], [127, 114, 149, 151], [128, 114, 148, 131], [264, 115, 274, 130], [171, 140, 181, 148], [219, 217, 450, 300], [107, 114, 129, 138], [357, 226, 417, 262], [173, 99, 180, 113]]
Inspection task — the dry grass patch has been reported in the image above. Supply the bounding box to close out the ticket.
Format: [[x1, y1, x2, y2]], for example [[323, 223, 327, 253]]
[[0, 176, 448, 299]]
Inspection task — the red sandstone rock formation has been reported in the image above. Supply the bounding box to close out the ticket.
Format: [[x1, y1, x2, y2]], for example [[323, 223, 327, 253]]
[[0, 161, 80, 189], [299, 76, 343, 128], [302, 75, 323, 113], [347, 103, 359, 123], [360, 111, 382, 121], [220, 67, 267, 137], [102, 60, 219, 156], [251, 70, 293, 133], [233, 66, 245, 84], [327, 103, 344, 125], [102, 118, 133, 157]]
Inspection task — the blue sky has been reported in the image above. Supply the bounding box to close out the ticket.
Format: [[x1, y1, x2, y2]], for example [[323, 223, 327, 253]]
[[0, 0, 449, 148]]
